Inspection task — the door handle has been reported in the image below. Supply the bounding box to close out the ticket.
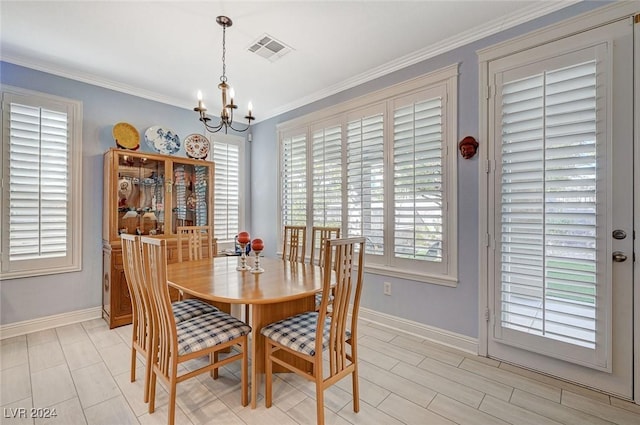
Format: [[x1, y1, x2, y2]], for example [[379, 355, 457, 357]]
[[612, 251, 627, 262]]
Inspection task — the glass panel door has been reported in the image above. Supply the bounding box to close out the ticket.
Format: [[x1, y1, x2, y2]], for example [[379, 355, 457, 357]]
[[117, 154, 165, 236], [171, 161, 210, 233]]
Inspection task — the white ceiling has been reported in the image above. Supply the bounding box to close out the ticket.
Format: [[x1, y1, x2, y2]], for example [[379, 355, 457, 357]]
[[1, 1, 579, 122]]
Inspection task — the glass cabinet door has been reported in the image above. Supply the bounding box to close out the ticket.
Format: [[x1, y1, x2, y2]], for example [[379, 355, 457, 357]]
[[117, 154, 166, 236], [170, 161, 210, 234]]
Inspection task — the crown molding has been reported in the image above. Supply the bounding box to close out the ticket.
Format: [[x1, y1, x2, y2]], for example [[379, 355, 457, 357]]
[[262, 0, 581, 121], [1, 1, 580, 122], [0, 54, 193, 110]]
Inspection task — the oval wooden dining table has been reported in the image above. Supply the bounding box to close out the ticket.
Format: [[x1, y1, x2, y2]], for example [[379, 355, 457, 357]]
[[166, 255, 329, 408]]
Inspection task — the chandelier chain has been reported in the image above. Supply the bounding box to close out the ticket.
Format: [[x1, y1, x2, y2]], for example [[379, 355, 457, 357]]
[[220, 25, 227, 83]]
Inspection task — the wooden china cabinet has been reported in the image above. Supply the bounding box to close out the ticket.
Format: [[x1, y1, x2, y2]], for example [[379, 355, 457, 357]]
[[102, 148, 214, 328]]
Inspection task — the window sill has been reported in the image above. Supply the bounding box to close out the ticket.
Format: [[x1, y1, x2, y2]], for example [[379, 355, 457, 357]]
[[364, 264, 458, 287]]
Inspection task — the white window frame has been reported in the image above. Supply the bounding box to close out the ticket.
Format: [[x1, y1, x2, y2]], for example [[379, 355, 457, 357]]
[[1, 85, 83, 279], [209, 133, 245, 250], [277, 64, 458, 286]]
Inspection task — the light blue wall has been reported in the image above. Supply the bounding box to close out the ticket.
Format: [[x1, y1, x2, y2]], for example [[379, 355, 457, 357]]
[[0, 62, 249, 324], [0, 1, 607, 336], [250, 1, 607, 338]]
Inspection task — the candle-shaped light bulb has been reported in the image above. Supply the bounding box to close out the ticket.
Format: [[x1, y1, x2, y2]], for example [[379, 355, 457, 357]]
[[197, 90, 203, 109], [248, 101, 253, 115], [229, 88, 235, 105]]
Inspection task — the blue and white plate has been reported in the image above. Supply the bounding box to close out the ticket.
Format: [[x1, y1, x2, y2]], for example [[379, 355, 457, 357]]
[[144, 125, 180, 155]]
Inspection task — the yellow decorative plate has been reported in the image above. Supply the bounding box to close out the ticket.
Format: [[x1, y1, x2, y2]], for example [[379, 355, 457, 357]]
[[113, 122, 140, 150]]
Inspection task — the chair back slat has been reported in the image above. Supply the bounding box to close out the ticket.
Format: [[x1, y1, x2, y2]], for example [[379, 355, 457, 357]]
[[310, 226, 340, 267], [121, 234, 151, 351], [282, 225, 307, 262], [177, 225, 215, 262], [316, 237, 365, 377], [140, 236, 177, 380]]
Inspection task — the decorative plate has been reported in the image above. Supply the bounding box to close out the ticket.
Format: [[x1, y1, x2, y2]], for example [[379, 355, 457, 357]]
[[186, 193, 197, 210], [184, 133, 210, 159], [112, 122, 140, 150], [144, 125, 180, 155]]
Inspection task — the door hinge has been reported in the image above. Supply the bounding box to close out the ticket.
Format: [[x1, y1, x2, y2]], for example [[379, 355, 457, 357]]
[[484, 86, 493, 99], [484, 159, 491, 173], [484, 308, 490, 322]]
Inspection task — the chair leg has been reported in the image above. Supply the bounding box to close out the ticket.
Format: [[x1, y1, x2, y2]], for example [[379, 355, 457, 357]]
[[241, 338, 248, 407], [350, 340, 360, 412], [352, 367, 360, 412], [315, 380, 325, 425], [148, 369, 157, 413], [210, 352, 219, 379], [264, 342, 273, 408], [144, 349, 152, 403], [168, 378, 177, 425], [130, 347, 137, 382]]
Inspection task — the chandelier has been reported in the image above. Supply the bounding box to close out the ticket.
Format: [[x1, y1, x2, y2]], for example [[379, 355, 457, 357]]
[[194, 16, 255, 134]]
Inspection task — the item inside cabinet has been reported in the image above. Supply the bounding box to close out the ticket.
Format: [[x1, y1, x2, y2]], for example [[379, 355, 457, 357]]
[[116, 156, 165, 236], [171, 164, 209, 233]]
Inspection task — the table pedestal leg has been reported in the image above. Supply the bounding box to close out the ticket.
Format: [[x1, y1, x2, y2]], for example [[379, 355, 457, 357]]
[[249, 295, 315, 408]]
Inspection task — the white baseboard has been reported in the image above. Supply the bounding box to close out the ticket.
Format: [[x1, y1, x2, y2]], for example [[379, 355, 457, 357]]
[[359, 307, 478, 355], [0, 307, 102, 340], [0, 305, 478, 356]]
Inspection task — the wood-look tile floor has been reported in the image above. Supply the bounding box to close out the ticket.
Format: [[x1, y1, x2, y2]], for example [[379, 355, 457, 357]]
[[1, 318, 639, 425]]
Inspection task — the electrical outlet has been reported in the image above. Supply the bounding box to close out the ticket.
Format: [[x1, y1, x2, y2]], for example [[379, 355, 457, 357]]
[[383, 281, 392, 296]]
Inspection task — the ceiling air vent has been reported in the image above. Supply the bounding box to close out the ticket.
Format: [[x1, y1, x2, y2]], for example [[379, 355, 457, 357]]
[[248, 34, 292, 62]]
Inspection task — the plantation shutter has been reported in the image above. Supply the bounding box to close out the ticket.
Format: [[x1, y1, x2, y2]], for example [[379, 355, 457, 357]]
[[393, 96, 443, 262], [312, 125, 342, 227], [211, 140, 240, 241], [499, 60, 598, 349], [8, 102, 68, 261], [281, 132, 307, 226], [346, 112, 384, 256]]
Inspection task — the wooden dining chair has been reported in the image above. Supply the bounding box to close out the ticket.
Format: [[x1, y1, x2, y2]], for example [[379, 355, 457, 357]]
[[282, 225, 307, 262], [310, 226, 341, 309], [120, 234, 220, 404], [261, 237, 365, 425], [310, 226, 341, 267], [140, 236, 250, 425], [176, 225, 216, 262]]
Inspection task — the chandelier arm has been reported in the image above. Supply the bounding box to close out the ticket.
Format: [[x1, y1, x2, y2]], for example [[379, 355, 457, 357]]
[[228, 121, 251, 132], [201, 118, 225, 133]]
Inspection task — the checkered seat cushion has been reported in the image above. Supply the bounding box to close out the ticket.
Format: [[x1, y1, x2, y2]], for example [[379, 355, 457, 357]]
[[172, 298, 219, 323], [176, 310, 251, 355], [314, 292, 334, 310], [260, 311, 350, 357]]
